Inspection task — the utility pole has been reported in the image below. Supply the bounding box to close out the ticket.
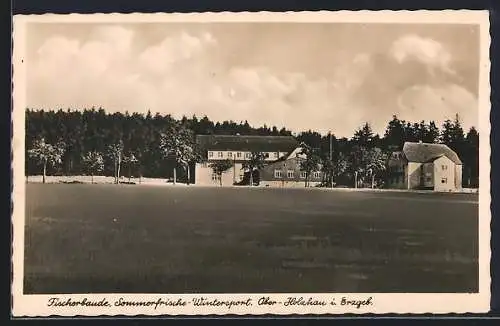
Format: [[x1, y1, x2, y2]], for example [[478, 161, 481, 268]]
[[329, 131, 333, 188], [233, 156, 236, 184], [282, 162, 286, 188]]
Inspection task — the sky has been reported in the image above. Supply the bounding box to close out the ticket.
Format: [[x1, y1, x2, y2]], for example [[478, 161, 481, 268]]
[[25, 22, 480, 137]]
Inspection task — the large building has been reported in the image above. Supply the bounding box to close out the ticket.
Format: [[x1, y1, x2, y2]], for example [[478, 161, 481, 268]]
[[386, 141, 463, 191], [194, 135, 323, 187]]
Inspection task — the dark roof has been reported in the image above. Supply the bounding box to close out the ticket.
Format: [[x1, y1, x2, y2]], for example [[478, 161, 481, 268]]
[[402, 142, 462, 165], [196, 135, 298, 153]]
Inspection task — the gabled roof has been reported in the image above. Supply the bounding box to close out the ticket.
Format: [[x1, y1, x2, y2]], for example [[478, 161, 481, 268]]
[[402, 142, 462, 165], [260, 155, 306, 171], [196, 135, 298, 153]]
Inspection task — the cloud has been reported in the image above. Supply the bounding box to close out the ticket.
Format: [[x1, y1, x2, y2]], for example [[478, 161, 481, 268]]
[[397, 84, 478, 129], [28, 26, 371, 136], [138, 31, 216, 75], [27, 27, 479, 138], [28, 27, 217, 111], [390, 34, 455, 75]]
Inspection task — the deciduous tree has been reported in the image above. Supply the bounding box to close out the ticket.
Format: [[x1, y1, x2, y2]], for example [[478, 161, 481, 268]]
[[107, 140, 124, 184], [299, 145, 321, 187], [242, 152, 266, 186], [366, 147, 389, 188], [27, 138, 65, 184], [209, 159, 233, 186], [82, 151, 104, 184], [123, 152, 139, 182], [159, 124, 196, 185]]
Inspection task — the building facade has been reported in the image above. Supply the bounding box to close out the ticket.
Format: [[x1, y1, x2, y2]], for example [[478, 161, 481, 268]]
[[258, 148, 323, 187], [386, 141, 463, 191], [194, 135, 323, 187]]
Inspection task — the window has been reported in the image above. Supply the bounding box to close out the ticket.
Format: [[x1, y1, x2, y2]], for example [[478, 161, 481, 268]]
[[237, 152, 242, 158], [441, 177, 447, 184], [212, 173, 221, 181], [426, 177, 432, 182], [208, 151, 213, 158], [228, 152, 233, 158], [264, 153, 270, 158], [274, 152, 279, 159], [218, 152, 223, 158], [287, 170, 294, 178], [313, 171, 321, 179], [274, 170, 282, 178], [245, 152, 251, 159], [442, 165, 448, 170], [201, 162, 208, 168], [300, 171, 307, 179]]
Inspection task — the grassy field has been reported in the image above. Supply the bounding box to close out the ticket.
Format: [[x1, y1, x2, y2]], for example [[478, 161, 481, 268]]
[[24, 183, 479, 294]]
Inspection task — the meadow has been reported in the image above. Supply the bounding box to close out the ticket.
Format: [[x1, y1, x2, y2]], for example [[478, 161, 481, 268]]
[[24, 183, 479, 294]]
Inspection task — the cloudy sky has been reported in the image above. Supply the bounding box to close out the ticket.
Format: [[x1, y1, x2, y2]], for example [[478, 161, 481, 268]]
[[26, 22, 480, 137]]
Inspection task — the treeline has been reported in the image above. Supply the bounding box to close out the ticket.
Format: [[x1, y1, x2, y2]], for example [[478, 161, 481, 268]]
[[25, 108, 479, 187]]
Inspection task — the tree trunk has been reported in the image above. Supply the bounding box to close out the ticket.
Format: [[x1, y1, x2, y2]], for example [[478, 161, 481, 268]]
[[219, 174, 223, 186], [114, 160, 118, 184], [249, 169, 253, 187], [117, 157, 121, 184], [186, 163, 191, 185], [354, 172, 358, 189], [371, 174, 375, 189], [42, 159, 47, 184], [173, 167, 177, 185], [128, 164, 132, 182], [91, 173, 94, 184]]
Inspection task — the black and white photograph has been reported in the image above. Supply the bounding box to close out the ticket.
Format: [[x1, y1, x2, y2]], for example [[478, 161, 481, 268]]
[[11, 11, 491, 316]]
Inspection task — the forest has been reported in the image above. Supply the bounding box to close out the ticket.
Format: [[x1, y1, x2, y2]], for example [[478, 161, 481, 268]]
[[25, 108, 479, 188]]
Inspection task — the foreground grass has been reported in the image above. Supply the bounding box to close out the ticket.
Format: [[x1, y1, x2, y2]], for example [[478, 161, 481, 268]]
[[24, 184, 479, 294]]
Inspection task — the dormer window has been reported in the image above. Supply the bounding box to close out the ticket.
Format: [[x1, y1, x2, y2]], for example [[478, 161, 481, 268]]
[[208, 151, 213, 158], [218, 152, 223, 158]]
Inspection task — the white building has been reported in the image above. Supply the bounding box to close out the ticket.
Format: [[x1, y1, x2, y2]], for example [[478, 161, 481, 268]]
[[386, 141, 463, 191], [194, 135, 299, 186]]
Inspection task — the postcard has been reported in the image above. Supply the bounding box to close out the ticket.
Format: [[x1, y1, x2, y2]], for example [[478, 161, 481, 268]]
[[11, 10, 491, 316]]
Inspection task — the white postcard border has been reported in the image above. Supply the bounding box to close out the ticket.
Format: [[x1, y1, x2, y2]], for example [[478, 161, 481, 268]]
[[11, 10, 491, 316]]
